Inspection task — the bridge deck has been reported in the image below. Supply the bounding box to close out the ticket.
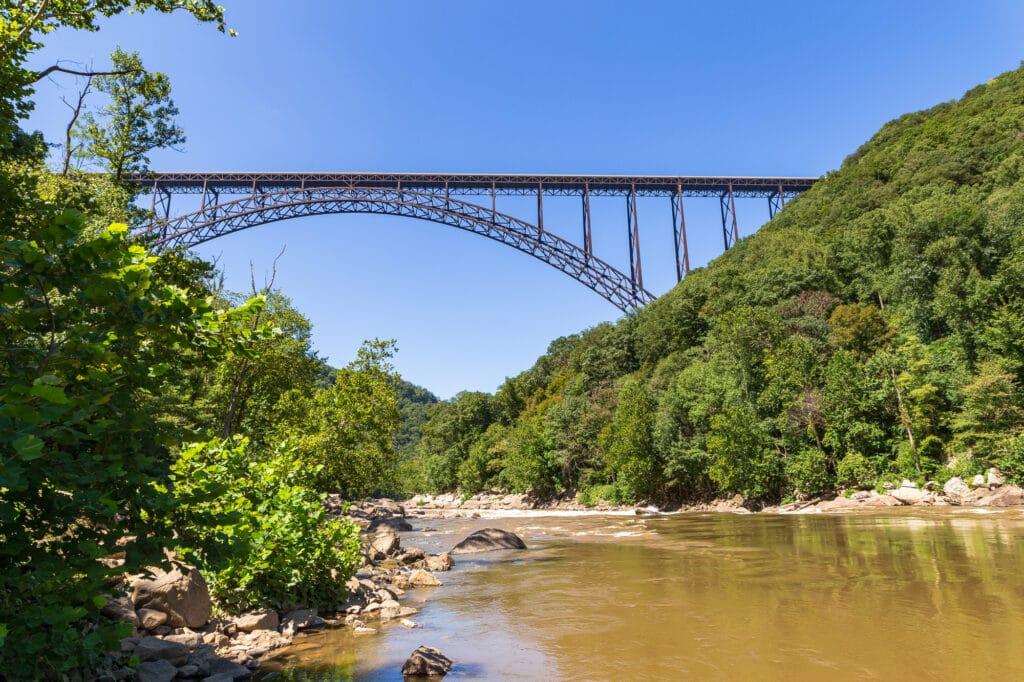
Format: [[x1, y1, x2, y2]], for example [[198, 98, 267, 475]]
[[126, 172, 817, 198]]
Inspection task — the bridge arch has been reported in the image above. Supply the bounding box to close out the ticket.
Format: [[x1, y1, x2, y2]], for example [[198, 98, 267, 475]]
[[139, 187, 656, 311]]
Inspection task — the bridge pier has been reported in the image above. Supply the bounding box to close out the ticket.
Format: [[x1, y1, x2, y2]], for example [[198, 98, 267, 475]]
[[582, 183, 593, 262], [671, 184, 690, 282], [626, 184, 643, 294], [720, 183, 739, 250], [768, 182, 786, 219]]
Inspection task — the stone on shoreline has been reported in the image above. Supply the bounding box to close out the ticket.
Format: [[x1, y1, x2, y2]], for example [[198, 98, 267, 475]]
[[401, 646, 453, 677], [234, 608, 278, 633], [135, 659, 177, 682], [130, 565, 212, 629], [409, 569, 443, 587], [426, 552, 454, 572], [451, 528, 527, 554]]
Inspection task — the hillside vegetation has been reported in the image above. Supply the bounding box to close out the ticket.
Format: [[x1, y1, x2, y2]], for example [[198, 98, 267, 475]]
[[405, 66, 1024, 505]]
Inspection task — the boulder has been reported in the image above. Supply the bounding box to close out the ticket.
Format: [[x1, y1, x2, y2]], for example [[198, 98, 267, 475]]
[[943, 476, 971, 500], [988, 468, 1006, 488], [353, 625, 377, 635], [134, 636, 189, 666], [234, 609, 278, 633], [376, 498, 406, 516], [425, 553, 454, 572], [401, 645, 453, 677], [100, 595, 140, 628], [408, 569, 442, 587], [282, 608, 325, 631], [900, 479, 918, 489], [976, 485, 1024, 507], [451, 528, 527, 554], [369, 516, 413, 532], [380, 599, 402, 620], [136, 608, 168, 631], [201, 675, 235, 682], [371, 529, 400, 556], [130, 565, 212, 629], [397, 547, 427, 564], [206, 657, 253, 680], [889, 486, 926, 505], [972, 474, 987, 488], [135, 659, 177, 682]]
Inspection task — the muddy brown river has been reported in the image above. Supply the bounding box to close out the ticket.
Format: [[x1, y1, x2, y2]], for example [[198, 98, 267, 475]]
[[266, 508, 1024, 680]]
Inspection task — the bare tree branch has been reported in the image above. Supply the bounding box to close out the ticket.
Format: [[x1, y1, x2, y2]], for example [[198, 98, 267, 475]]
[[60, 75, 93, 176], [31, 64, 142, 84]]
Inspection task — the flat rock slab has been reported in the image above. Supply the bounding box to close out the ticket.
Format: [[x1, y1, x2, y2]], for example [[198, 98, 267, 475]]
[[451, 528, 527, 554], [136, 659, 177, 682], [401, 645, 453, 677]]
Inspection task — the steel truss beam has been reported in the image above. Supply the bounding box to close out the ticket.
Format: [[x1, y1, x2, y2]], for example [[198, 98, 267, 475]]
[[125, 172, 817, 199], [138, 187, 656, 311]]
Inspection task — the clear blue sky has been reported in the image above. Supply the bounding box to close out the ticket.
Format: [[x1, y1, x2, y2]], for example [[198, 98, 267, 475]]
[[30, 1, 1024, 397]]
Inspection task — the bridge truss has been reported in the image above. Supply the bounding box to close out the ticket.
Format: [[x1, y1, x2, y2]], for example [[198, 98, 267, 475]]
[[128, 172, 817, 311]]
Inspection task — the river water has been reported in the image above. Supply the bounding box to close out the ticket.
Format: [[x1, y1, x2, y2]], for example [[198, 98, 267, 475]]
[[266, 508, 1024, 681]]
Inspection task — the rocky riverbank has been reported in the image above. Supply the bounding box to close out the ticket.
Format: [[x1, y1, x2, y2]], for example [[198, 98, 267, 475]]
[[95, 499, 476, 681], [404, 469, 1024, 517]]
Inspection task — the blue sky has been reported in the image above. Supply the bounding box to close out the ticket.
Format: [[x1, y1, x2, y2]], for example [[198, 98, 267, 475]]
[[31, 1, 1024, 397]]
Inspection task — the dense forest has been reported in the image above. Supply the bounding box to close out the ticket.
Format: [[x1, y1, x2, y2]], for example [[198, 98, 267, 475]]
[[405, 65, 1024, 506]]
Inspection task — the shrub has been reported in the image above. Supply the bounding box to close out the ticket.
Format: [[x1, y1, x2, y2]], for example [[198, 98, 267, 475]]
[[576, 482, 635, 507], [785, 448, 835, 498], [993, 434, 1024, 485], [836, 451, 875, 489], [170, 438, 361, 612]]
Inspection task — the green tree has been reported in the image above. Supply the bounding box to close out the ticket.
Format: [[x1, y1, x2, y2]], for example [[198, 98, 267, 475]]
[[276, 339, 401, 496], [74, 48, 184, 178]]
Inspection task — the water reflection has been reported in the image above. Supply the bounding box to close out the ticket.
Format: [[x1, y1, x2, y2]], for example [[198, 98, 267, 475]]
[[267, 509, 1024, 681]]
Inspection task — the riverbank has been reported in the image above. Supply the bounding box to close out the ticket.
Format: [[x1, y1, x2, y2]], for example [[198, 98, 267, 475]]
[[403, 472, 1024, 517]]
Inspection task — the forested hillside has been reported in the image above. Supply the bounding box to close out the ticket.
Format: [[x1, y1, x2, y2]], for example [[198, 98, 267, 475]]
[[407, 66, 1024, 505]]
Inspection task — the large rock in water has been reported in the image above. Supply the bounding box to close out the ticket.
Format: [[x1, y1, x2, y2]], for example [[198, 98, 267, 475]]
[[451, 528, 527, 554], [401, 645, 453, 677], [130, 565, 212, 628]]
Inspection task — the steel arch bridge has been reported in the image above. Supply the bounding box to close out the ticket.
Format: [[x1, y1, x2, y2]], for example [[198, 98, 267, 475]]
[[129, 172, 818, 311]]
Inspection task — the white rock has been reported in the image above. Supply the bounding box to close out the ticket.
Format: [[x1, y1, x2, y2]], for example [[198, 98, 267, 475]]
[[988, 468, 1006, 488], [972, 474, 987, 488]]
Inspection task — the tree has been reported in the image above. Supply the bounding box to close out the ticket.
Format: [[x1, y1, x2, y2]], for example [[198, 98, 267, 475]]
[[73, 48, 184, 178], [276, 340, 402, 496]]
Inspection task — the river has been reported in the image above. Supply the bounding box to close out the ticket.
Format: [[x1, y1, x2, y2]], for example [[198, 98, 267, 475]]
[[265, 508, 1024, 680]]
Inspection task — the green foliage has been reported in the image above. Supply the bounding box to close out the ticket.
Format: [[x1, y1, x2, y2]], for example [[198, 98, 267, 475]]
[[576, 481, 634, 507], [0, 212, 248, 677], [836, 451, 875, 489], [170, 438, 361, 612], [406, 64, 1024, 506], [74, 48, 185, 178], [275, 339, 401, 496], [785, 448, 835, 498]]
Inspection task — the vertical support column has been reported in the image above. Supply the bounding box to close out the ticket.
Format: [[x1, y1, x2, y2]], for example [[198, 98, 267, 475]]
[[582, 183, 593, 262], [491, 181, 497, 216], [444, 181, 450, 210], [768, 181, 787, 219], [626, 183, 643, 293], [720, 183, 739, 250], [149, 179, 159, 227], [537, 181, 544, 232], [671, 183, 690, 282]]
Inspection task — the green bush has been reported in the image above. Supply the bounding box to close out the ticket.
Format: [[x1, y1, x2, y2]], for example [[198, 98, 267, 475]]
[[576, 481, 635, 507], [171, 438, 361, 612], [0, 215, 243, 678], [836, 451, 875, 489], [944, 453, 986, 482], [785, 448, 835, 498], [993, 434, 1024, 485]]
